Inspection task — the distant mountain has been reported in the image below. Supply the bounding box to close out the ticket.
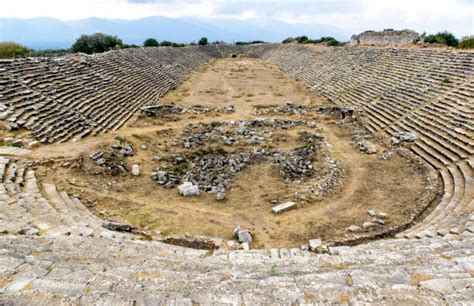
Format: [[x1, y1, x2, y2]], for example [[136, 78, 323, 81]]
[[0, 16, 348, 50]]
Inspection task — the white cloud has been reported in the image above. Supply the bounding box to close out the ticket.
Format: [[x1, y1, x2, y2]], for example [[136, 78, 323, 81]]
[[0, 0, 472, 37]]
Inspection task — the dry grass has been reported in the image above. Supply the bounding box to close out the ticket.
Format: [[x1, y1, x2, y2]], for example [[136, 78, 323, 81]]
[[410, 273, 433, 286], [339, 293, 351, 303], [132, 272, 160, 281]]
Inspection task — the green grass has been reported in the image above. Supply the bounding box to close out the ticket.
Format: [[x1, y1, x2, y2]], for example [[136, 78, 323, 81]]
[[442, 77, 451, 84], [114, 136, 126, 143], [270, 265, 279, 276]]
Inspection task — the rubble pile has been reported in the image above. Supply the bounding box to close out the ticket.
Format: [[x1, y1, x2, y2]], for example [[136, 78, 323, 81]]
[[181, 119, 317, 149], [254, 102, 310, 115], [186, 104, 235, 114], [303, 159, 343, 197], [391, 132, 417, 146], [141, 102, 183, 116], [89, 143, 134, 176], [273, 132, 324, 183], [183, 152, 254, 196]]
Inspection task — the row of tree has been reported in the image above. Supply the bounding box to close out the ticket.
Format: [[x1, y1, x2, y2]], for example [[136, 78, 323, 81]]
[[1, 31, 473, 59], [70, 34, 210, 54], [282, 36, 342, 46], [423, 31, 473, 48]]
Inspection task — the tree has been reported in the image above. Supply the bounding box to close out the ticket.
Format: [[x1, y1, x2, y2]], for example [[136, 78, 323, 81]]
[[295, 35, 309, 44], [458, 37, 474, 49], [424, 31, 459, 47], [282, 37, 295, 44], [198, 37, 208, 45], [71, 33, 123, 54], [159, 41, 173, 47], [0, 42, 31, 59], [143, 38, 159, 47]]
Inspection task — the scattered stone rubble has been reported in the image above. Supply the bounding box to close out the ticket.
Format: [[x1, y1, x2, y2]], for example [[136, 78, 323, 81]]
[[183, 152, 254, 197], [181, 118, 317, 148], [317, 104, 355, 120], [178, 181, 200, 197], [186, 104, 235, 114], [254, 102, 310, 115], [391, 132, 418, 146], [89, 143, 134, 176], [152, 123, 344, 201], [101, 221, 133, 232], [302, 158, 343, 197], [234, 226, 252, 250], [150, 169, 181, 188], [274, 144, 319, 183], [141, 102, 235, 117], [141, 102, 183, 116]]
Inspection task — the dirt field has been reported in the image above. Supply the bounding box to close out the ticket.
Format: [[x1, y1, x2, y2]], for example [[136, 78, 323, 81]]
[[30, 57, 438, 248]]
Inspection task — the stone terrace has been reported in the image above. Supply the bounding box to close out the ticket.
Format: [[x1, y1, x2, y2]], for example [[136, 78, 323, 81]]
[[260, 45, 473, 239], [0, 46, 220, 143], [0, 44, 473, 304]]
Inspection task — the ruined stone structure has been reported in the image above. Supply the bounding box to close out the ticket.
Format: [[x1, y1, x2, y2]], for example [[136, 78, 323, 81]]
[[0, 43, 473, 303], [350, 29, 421, 46]]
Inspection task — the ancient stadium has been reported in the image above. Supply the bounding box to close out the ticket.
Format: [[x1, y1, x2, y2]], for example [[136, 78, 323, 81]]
[[0, 31, 473, 304]]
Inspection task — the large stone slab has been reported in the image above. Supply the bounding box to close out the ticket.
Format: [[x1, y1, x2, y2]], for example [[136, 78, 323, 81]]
[[272, 201, 296, 214]]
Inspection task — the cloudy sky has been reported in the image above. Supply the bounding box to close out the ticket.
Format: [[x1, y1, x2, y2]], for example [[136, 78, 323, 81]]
[[1, 0, 473, 37]]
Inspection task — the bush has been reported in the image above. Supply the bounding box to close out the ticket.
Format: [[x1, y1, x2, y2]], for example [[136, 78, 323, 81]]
[[294, 35, 309, 44], [143, 38, 159, 47], [282, 37, 295, 44], [30, 49, 69, 57], [198, 37, 208, 46], [235, 40, 265, 46], [121, 44, 139, 49], [0, 42, 31, 59], [71, 33, 123, 54], [458, 37, 474, 49], [424, 31, 459, 47], [285, 36, 341, 46], [159, 40, 173, 47]]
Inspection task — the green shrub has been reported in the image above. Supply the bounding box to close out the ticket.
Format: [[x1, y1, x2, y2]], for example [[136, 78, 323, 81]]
[[71, 33, 123, 54], [442, 77, 451, 84], [0, 42, 31, 59], [424, 31, 459, 47], [121, 44, 139, 49], [143, 38, 159, 47], [458, 38, 474, 49], [295, 36, 309, 44], [235, 40, 265, 46], [159, 40, 173, 47], [282, 37, 295, 44], [270, 265, 279, 276], [198, 37, 208, 46], [30, 48, 69, 57]]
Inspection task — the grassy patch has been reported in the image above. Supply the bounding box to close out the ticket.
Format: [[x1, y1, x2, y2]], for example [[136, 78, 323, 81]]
[[270, 265, 279, 276], [114, 136, 126, 143]]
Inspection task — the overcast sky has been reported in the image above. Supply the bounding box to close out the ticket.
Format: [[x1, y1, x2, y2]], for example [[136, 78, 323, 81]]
[[1, 0, 473, 37]]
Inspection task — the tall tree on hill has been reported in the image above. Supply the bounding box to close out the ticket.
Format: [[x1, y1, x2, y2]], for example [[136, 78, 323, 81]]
[[143, 38, 159, 47], [198, 37, 208, 46], [71, 33, 123, 54]]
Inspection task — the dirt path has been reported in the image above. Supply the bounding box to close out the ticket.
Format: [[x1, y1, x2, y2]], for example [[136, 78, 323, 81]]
[[33, 57, 436, 248]]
